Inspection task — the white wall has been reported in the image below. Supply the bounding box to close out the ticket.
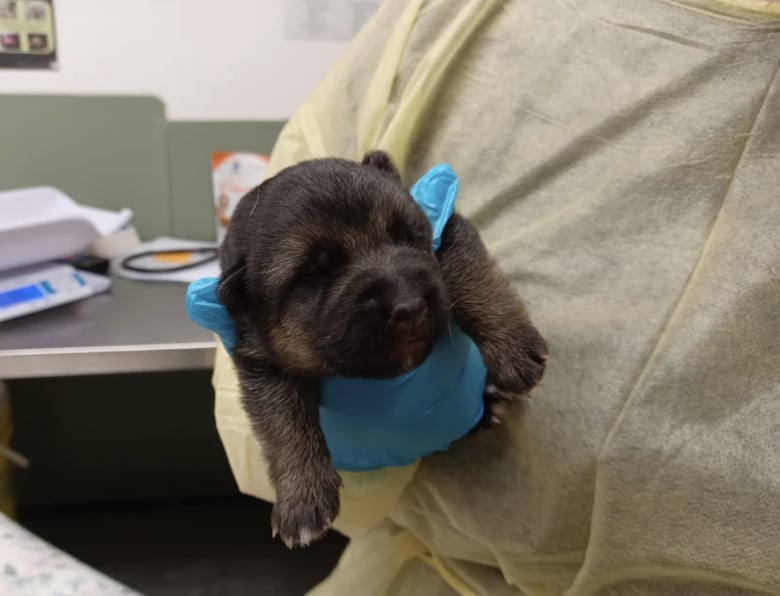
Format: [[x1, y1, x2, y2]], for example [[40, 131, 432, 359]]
[[0, 0, 361, 121]]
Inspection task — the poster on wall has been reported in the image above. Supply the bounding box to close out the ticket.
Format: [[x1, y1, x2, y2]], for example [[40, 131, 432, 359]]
[[0, 0, 57, 69], [212, 152, 270, 244], [285, 0, 381, 41]]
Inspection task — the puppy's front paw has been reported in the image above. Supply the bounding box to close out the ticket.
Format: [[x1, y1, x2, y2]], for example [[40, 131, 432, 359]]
[[271, 468, 342, 549], [482, 324, 548, 400], [478, 383, 519, 428]]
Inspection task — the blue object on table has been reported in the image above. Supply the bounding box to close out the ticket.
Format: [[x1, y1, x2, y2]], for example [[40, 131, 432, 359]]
[[186, 163, 486, 471]]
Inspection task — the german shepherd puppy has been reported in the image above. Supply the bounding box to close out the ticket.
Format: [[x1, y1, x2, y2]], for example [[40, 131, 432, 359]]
[[218, 151, 547, 548]]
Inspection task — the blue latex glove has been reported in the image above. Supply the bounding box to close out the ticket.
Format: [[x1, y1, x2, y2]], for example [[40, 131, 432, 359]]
[[186, 164, 486, 471]]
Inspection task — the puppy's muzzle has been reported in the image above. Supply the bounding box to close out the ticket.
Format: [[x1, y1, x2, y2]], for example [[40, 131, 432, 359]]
[[388, 297, 429, 338], [355, 264, 432, 319]]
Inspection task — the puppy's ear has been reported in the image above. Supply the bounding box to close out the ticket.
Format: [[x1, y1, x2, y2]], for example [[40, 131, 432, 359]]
[[218, 260, 249, 315], [362, 150, 402, 182]]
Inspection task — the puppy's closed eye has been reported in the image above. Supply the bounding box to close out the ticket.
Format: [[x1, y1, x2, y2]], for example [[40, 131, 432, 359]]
[[387, 214, 429, 249], [301, 244, 349, 278]]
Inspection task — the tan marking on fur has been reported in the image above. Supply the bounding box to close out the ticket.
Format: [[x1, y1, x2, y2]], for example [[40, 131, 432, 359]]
[[270, 319, 325, 373]]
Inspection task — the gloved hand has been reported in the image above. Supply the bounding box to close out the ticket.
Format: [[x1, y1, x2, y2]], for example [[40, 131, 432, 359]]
[[186, 164, 486, 471]]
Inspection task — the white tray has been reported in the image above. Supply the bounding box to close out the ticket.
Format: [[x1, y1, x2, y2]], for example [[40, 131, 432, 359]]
[[0, 186, 132, 271]]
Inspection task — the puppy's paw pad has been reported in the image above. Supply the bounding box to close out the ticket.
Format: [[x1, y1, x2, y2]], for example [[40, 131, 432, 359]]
[[272, 500, 336, 548], [526, 333, 549, 366], [478, 383, 519, 429], [484, 327, 548, 397], [484, 383, 522, 401], [271, 472, 341, 549]]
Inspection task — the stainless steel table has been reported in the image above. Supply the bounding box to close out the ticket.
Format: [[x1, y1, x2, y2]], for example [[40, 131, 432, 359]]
[[0, 279, 216, 379]]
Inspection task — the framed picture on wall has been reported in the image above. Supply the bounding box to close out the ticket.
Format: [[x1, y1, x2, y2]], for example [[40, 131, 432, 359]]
[[0, 0, 57, 69]]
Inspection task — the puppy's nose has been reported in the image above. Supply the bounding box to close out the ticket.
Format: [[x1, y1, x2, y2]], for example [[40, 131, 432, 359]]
[[389, 298, 428, 336]]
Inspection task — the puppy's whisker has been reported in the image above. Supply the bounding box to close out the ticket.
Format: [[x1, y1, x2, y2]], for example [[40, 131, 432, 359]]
[[447, 321, 455, 345], [249, 185, 261, 219]]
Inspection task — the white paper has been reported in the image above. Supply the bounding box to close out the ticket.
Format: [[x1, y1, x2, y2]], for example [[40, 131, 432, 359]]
[[76, 204, 133, 236]]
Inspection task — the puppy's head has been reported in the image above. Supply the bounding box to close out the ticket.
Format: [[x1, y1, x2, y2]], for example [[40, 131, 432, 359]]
[[219, 151, 450, 378]]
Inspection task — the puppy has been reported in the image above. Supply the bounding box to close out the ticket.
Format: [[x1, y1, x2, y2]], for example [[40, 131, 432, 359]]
[[219, 151, 547, 548]]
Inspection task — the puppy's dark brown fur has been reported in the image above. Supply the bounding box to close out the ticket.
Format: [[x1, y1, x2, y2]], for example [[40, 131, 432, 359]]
[[219, 152, 547, 548]]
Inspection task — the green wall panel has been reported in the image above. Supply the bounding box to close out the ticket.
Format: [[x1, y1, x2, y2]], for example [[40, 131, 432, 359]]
[[167, 121, 285, 241], [0, 95, 171, 240]]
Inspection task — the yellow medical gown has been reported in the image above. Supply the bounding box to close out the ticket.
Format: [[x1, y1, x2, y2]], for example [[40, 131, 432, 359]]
[[213, 1, 780, 593]]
